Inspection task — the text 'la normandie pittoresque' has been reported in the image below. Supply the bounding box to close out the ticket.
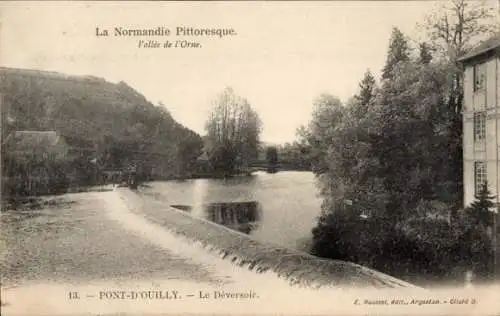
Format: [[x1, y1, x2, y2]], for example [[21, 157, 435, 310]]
[[95, 26, 238, 49]]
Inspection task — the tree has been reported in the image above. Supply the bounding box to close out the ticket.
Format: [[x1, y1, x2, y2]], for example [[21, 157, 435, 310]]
[[466, 181, 496, 227], [423, 0, 499, 62], [176, 129, 203, 178], [342, 71, 385, 218], [381, 27, 411, 80], [300, 94, 345, 178], [351, 70, 377, 120], [204, 87, 262, 176], [374, 57, 461, 222], [460, 181, 496, 279], [265, 146, 278, 173], [307, 1, 500, 282], [278, 141, 312, 171], [418, 42, 433, 65], [422, 0, 500, 212], [309, 43, 463, 277]]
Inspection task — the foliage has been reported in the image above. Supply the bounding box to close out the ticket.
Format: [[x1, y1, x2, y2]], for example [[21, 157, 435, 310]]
[[418, 42, 434, 65], [176, 131, 204, 178], [204, 87, 262, 177], [299, 94, 345, 177], [422, 0, 499, 61], [312, 209, 494, 283], [2, 159, 70, 197], [465, 181, 496, 227], [373, 60, 459, 222], [381, 27, 411, 80], [306, 0, 498, 282], [278, 141, 313, 171], [351, 70, 377, 121], [265, 146, 278, 173]]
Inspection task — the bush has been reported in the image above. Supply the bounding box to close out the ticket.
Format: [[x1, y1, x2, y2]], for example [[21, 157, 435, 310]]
[[208, 145, 237, 177], [311, 210, 392, 265], [47, 162, 70, 194], [453, 224, 494, 281], [310, 210, 495, 284]]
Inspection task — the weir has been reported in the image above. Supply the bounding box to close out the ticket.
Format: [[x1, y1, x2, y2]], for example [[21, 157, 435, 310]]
[[115, 188, 421, 290]]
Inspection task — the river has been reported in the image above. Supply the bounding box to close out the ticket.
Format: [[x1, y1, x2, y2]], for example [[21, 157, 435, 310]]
[[139, 171, 323, 251]]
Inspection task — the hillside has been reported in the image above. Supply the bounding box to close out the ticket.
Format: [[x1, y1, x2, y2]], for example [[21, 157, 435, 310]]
[[0, 67, 203, 180]]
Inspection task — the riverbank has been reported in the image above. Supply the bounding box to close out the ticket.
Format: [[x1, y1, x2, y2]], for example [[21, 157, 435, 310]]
[[0, 184, 115, 211], [0, 168, 304, 202]]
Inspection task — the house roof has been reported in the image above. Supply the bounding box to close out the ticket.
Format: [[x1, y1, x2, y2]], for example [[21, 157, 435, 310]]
[[3, 131, 63, 152], [458, 32, 500, 62], [61, 135, 95, 149]]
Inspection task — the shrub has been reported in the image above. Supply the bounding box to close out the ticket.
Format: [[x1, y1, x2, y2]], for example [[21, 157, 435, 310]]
[[310, 209, 494, 283], [465, 181, 496, 227]]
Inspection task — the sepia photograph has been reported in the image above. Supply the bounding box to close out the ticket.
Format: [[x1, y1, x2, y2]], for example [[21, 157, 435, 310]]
[[1, 1, 500, 315]]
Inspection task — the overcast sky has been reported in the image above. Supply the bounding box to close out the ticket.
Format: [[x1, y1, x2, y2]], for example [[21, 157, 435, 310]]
[[0, 1, 465, 144]]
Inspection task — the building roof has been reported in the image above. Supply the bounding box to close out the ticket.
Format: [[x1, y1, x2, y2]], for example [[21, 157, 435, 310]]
[[61, 135, 95, 149], [4, 130, 63, 152], [458, 32, 500, 62]]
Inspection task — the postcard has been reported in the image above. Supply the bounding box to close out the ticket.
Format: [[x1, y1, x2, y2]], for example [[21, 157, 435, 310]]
[[1, 1, 500, 315]]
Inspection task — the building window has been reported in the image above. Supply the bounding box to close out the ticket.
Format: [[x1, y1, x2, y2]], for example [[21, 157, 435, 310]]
[[474, 161, 487, 195], [473, 111, 486, 141], [473, 63, 486, 92]]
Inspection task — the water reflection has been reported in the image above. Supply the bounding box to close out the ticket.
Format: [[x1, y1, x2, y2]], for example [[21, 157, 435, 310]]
[[144, 171, 323, 250], [205, 201, 261, 234], [171, 201, 262, 235], [192, 179, 209, 218]]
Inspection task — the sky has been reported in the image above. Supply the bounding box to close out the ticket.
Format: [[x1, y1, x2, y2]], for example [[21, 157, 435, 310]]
[[0, 1, 465, 144]]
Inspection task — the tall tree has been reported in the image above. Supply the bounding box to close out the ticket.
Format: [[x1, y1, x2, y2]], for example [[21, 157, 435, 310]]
[[381, 27, 411, 80], [204, 87, 262, 176], [418, 42, 433, 65], [300, 94, 345, 177], [466, 182, 496, 227], [423, 0, 499, 63], [351, 70, 377, 120]]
